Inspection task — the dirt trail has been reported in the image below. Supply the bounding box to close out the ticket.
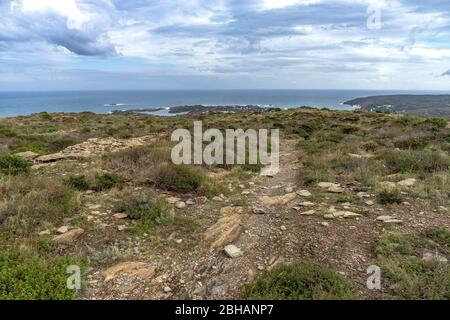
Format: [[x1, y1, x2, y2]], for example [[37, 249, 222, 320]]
[[82, 137, 449, 300], [83, 138, 302, 299]]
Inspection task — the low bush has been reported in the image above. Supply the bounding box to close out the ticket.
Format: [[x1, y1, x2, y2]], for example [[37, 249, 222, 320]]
[[0, 154, 30, 175], [0, 245, 81, 300], [377, 188, 403, 205], [243, 261, 357, 300], [374, 230, 450, 300]]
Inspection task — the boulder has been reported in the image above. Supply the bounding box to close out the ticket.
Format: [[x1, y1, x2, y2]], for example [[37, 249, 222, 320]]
[[52, 228, 84, 244], [205, 214, 242, 249]]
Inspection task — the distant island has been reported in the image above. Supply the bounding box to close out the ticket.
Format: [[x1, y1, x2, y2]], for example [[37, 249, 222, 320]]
[[344, 95, 450, 117]]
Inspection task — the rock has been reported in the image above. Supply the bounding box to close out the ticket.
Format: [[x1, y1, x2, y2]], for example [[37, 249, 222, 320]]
[[212, 196, 224, 202], [320, 222, 330, 227], [117, 225, 127, 231], [52, 228, 84, 244], [298, 201, 315, 207], [299, 210, 316, 216], [205, 214, 242, 249], [175, 201, 186, 209], [376, 215, 403, 224], [318, 182, 340, 189], [260, 166, 279, 177], [15, 151, 39, 161], [280, 225, 287, 231], [166, 196, 181, 204], [348, 153, 373, 159], [57, 226, 69, 234], [103, 261, 156, 282], [113, 213, 128, 219], [357, 192, 371, 198], [38, 229, 51, 236], [163, 286, 172, 293], [397, 178, 417, 187], [224, 244, 243, 258], [186, 199, 194, 205], [259, 193, 296, 206], [284, 186, 294, 193], [365, 200, 375, 206], [422, 251, 448, 263], [35, 152, 78, 163], [327, 186, 345, 193], [252, 207, 267, 214], [247, 269, 255, 282], [324, 211, 361, 219], [296, 189, 312, 197]]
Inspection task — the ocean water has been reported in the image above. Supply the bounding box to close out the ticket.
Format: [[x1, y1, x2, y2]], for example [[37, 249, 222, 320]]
[[0, 90, 448, 117]]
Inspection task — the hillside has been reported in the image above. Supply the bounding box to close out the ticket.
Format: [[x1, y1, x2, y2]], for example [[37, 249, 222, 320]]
[[344, 95, 450, 117], [0, 108, 449, 300]]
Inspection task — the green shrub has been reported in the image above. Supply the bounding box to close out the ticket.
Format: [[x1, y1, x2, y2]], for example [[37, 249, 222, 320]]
[[66, 175, 90, 191], [0, 176, 77, 235], [374, 231, 450, 300], [117, 192, 171, 234], [0, 154, 30, 175], [0, 246, 81, 300], [377, 189, 403, 205], [65, 173, 122, 192], [92, 172, 122, 191], [394, 137, 427, 150], [381, 149, 450, 174], [244, 261, 357, 300]]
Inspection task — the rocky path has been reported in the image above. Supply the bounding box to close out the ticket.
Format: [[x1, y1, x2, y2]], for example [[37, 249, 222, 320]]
[[82, 139, 303, 299], [80, 137, 449, 300]]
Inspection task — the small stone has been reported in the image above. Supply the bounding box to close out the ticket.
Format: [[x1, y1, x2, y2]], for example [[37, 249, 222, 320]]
[[186, 199, 194, 205], [252, 207, 267, 214], [57, 226, 69, 234], [284, 186, 294, 193], [365, 200, 374, 206], [320, 222, 330, 227], [422, 251, 447, 263], [212, 196, 223, 202], [175, 239, 183, 244], [397, 178, 417, 187], [298, 201, 315, 207], [296, 189, 312, 197], [300, 210, 316, 216], [175, 201, 186, 209], [327, 186, 345, 193], [280, 225, 287, 231], [224, 245, 243, 258], [166, 196, 181, 204], [357, 192, 371, 198], [163, 286, 172, 293], [247, 269, 255, 282], [38, 229, 51, 236], [318, 182, 340, 188], [113, 213, 128, 219], [117, 225, 126, 231], [376, 215, 403, 224]]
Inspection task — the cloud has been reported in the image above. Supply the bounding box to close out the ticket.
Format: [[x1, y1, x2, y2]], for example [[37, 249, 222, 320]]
[[1, 0, 450, 90], [1, 0, 117, 56], [441, 70, 450, 76]]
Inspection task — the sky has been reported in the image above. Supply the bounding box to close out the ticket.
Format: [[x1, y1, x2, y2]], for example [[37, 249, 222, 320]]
[[1, 0, 450, 91]]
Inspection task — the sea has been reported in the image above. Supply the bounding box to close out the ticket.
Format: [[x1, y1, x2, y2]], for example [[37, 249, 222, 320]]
[[0, 89, 449, 117]]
